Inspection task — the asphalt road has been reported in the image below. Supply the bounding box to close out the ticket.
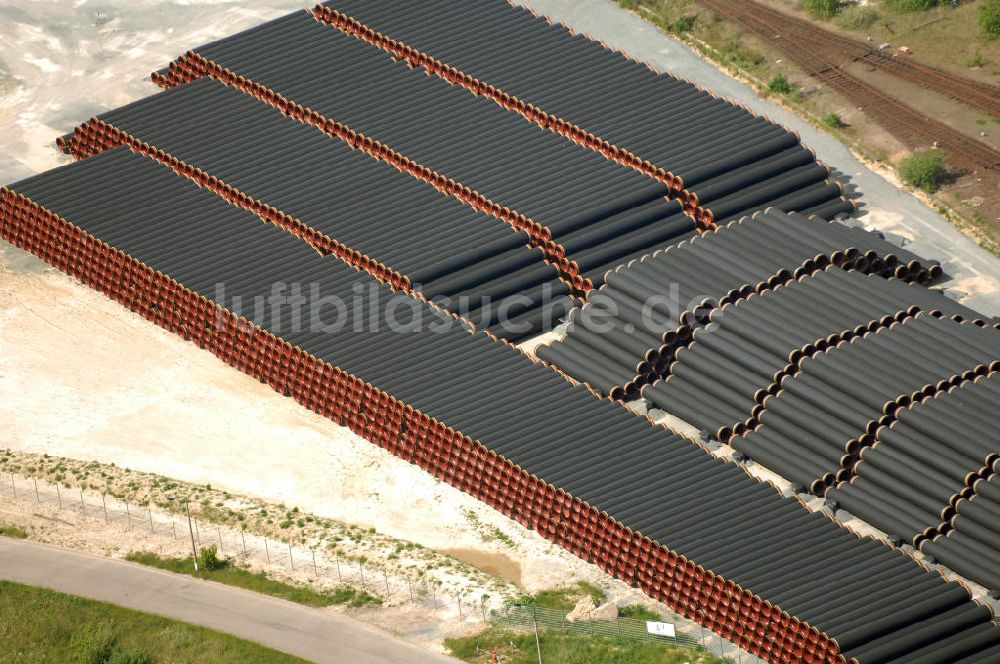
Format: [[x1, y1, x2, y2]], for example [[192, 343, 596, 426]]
[[0, 538, 459, 664], [518, 0, 1000, 316]]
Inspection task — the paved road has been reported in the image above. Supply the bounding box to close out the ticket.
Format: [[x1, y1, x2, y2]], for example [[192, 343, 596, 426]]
[[0, 538, 459, 664], [518, 0, 1000, 316]]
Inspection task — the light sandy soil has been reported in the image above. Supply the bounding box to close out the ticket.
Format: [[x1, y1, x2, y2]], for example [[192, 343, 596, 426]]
[[0, 242, 597, 595], [2, 242, 754, 656]]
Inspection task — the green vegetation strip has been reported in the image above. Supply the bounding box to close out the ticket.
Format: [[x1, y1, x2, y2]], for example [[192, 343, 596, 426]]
[[0, 579, 308, 664], [445, 627, 727, 664], [0, 524, 29, 539], [125, 549, 381, 609]]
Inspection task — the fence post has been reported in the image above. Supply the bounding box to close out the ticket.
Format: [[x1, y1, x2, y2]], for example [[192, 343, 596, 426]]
[[383, 569, 390, 596], [217, 526, 223, 553], [531, 605, 543, 664], [79, 488, 85, 512], [407, 578, 413, 602], [55, 483, 61, 509], [33, 478, 39, 504], [125, 502, 131, 530], [241, 531, 247, 557], [264, 538, 270, 565], [335, 556, 342, 582], [172, 517, 177, 539], [288, 543, 294, 571], [185, 501, 199, 572], [9, 473, 15, 498], [149, 507, 154, 533], [101, 495, 109, 524], [312, 549, 318, 576], [458, 595, 463, 618]]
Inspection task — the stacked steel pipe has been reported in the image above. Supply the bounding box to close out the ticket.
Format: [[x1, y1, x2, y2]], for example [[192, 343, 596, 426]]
[[826, 374, 1000, 595], [6, 149, 1000, 663], [923, 474, 1000, 600], [725, 313, 1000, 495], [54, 82, 573, 341], [306, 0, 855, 224], [536, 209, 942, 399], [138, 10, 705, 292], [643, 267, 988, 440]]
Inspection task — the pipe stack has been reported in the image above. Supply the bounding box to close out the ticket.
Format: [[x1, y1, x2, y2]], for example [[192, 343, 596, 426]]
[[126, 10, 704, 292], [727, 314, 1000, 494], [55, 82, 576, 341], [826, 373, 1000, 595], [5, 148, 999, 664], [306, 0, 855, 225], [536, 209, 943, 399]]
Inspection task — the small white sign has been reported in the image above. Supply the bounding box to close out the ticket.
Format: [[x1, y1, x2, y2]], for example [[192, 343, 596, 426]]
[[646, 620, 676, 638]]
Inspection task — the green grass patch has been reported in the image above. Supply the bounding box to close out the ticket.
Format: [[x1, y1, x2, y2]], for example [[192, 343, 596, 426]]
[[124, 551, 380, 609], [982, 0, 1000, 39], [0, 579, 307, 663], [513, 581, 605, 611], [0, 524, 29, 539], [884, 0, 944, 11], [804, 0, 842, 21], [444, 626, 726, 664], [616, 604, 664, 621]]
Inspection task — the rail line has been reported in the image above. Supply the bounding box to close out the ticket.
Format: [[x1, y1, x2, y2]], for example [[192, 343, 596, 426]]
[[700, 0, 1000, 173], [723, 0, 1000, 117]]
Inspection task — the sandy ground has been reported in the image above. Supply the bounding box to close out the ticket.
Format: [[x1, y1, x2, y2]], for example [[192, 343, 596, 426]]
[[0, 241, 594, 595], [2, 243, 759, 659]]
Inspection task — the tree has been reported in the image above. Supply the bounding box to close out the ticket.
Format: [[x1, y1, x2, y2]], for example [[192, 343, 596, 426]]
[[981, 0, 1000, 39], [898, 150, 947, 194]]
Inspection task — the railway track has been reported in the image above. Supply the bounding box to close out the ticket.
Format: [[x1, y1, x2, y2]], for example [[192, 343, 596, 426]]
[[726, 0, 1000, 117], [700, 0, 1000, 173]]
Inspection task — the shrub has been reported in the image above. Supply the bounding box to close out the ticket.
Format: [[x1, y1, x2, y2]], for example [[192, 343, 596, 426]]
[[834, 5, 880, 29], [883, 0, 942, 11], [0, 524, 29, 539], [898, 150, 947, 193], [966, 51, 986, 67], [822, 112, 846, 129], [671, 15, 695, 33], [198, 544, 225, 571], [981, 0, 1000, 38], [768, 73, 793, 94], [804, 0, 841, 20]]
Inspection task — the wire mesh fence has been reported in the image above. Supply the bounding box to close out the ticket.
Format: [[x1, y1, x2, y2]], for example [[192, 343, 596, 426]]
[[0, 471, 761, 662]]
